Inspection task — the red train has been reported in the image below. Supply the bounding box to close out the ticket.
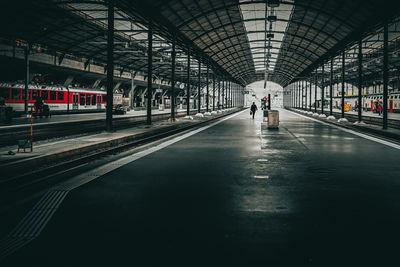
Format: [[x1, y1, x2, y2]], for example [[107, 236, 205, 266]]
[[0, 83, 110, 113]]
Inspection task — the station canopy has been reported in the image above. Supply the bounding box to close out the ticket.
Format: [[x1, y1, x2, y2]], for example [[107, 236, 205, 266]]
[[1, 0, 399, 87]]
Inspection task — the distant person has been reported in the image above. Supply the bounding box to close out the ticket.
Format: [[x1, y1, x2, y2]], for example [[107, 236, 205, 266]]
[[250, 102, 257, 119], [35, 96, 44, 117], [377, 102, 382, 116]]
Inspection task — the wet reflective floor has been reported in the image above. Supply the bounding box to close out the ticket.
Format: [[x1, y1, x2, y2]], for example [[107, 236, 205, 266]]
[[2, 109, 400, 266]]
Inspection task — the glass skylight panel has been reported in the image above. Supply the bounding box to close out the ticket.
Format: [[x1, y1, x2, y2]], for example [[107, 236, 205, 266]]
[[239, 0, 294, 73]]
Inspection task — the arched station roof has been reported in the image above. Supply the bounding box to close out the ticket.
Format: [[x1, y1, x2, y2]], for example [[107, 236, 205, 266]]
[[1, 0, 400, 88], [135, 0, 400, 87]]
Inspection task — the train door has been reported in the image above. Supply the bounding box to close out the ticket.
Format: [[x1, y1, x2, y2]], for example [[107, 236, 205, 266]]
[[72, 93, 79, 110], [389, 99, 393, 113], [97, 95, 102, 110]]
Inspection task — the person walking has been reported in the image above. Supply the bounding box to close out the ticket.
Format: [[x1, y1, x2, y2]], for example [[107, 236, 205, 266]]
[[250, 102, 257, 119]]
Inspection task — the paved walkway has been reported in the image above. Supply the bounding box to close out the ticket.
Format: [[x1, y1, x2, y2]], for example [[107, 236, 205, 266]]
[[1, 109, 400, 266]]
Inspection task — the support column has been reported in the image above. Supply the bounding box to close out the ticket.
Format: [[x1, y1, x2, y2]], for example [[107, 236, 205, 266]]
[[225, 80, 228, 109], [330, 57, 333, 116], [299, 81, 301, 109], [341, 50, 345, 118], [206, 64, 209, 112], [186, 48, 190, 115], [212, 74, 216, 110], [218, 77, 221, 109], [24, 46, 29, 114], [198, 59, 201, 113], [294, 82, 297, 108], [309, 77, 312, 111], [170, 35, 176, 121], [383, 20, 388, 129], [301, 80, 304, 109], [358, 38, 363, 123], [230, 82, 233, 108], [321, 64, 325, 114], [146, 20, 153, 125], [304, 81, 307, 109], [106, 0, 114, 131], [221, 80, 224, 108], [314, 72, 317, 113]]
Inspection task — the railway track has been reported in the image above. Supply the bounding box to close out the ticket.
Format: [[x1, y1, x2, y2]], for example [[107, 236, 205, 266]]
[[313, 110, 400, 129], [0, 109, 205, 147]]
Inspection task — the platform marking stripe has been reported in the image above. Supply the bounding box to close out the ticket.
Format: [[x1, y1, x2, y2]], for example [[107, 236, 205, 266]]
[[0, 110, 245, 262], [0, 191, 68, 260], [287, 110, 400, 150]]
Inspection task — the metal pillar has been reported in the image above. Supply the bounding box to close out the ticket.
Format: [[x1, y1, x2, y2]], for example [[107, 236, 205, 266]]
[[212, 74, 215, 110], [314, 73, 317, 113], [330, 57, 333, 116], [299, 81, 301, 109], [218, 78, 221, 109], [206, 65, 209, 112], [186, 48, 190, 115], [198, 59, 201, 113], [309, 77, 312, 111], [321, 64, 325, 114], [301, 80, 304, 109], [146, 20, 153, 125], [304, 81, 307, 109], [170, 35, 176, 121], [221, 80, 224, 108], [225, 80, 228, 108], [24, 46, 29, 114], [106, 0, 114, 131], [231, 82, 233, 108], [341, 49, 345, 118], [383, 20, 389, 129], [358, 38, 363, 122]]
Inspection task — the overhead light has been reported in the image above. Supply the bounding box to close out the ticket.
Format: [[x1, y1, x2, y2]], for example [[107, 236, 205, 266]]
[[268, 15, 277, 22], [266, 33, 274, 38], [268, 0, 280, 8]]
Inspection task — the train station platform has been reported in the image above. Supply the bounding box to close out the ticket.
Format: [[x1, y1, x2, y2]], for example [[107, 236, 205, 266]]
[[1, 108, 399, 266], [0, 108, 209, 147], [0, 108, 191, 127]]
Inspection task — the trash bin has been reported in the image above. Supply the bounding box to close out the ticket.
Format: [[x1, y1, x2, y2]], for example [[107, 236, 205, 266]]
[[267, 110, 279, 129]]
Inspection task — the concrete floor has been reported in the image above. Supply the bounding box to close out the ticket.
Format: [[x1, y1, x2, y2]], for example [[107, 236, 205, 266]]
[[2, 109, 400, 266]]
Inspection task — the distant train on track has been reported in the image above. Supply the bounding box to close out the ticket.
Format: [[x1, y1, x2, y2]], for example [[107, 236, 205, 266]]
[[323, 93, 400, 113], [0, 83, 124, 113]]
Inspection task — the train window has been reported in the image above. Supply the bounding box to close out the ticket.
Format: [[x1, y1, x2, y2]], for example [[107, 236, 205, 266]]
[[50, 91, 57, 101], [57, 91, 64, 101], [102, 95, 107, 103], [80, 94, 85, 105], [0, 87, 10, 100], [86, 94, 91, 105], [32, 90, 39, 100], [92, 94, 96, 105], [12, 88, 21, 100], [41, 90, 48, 100]]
